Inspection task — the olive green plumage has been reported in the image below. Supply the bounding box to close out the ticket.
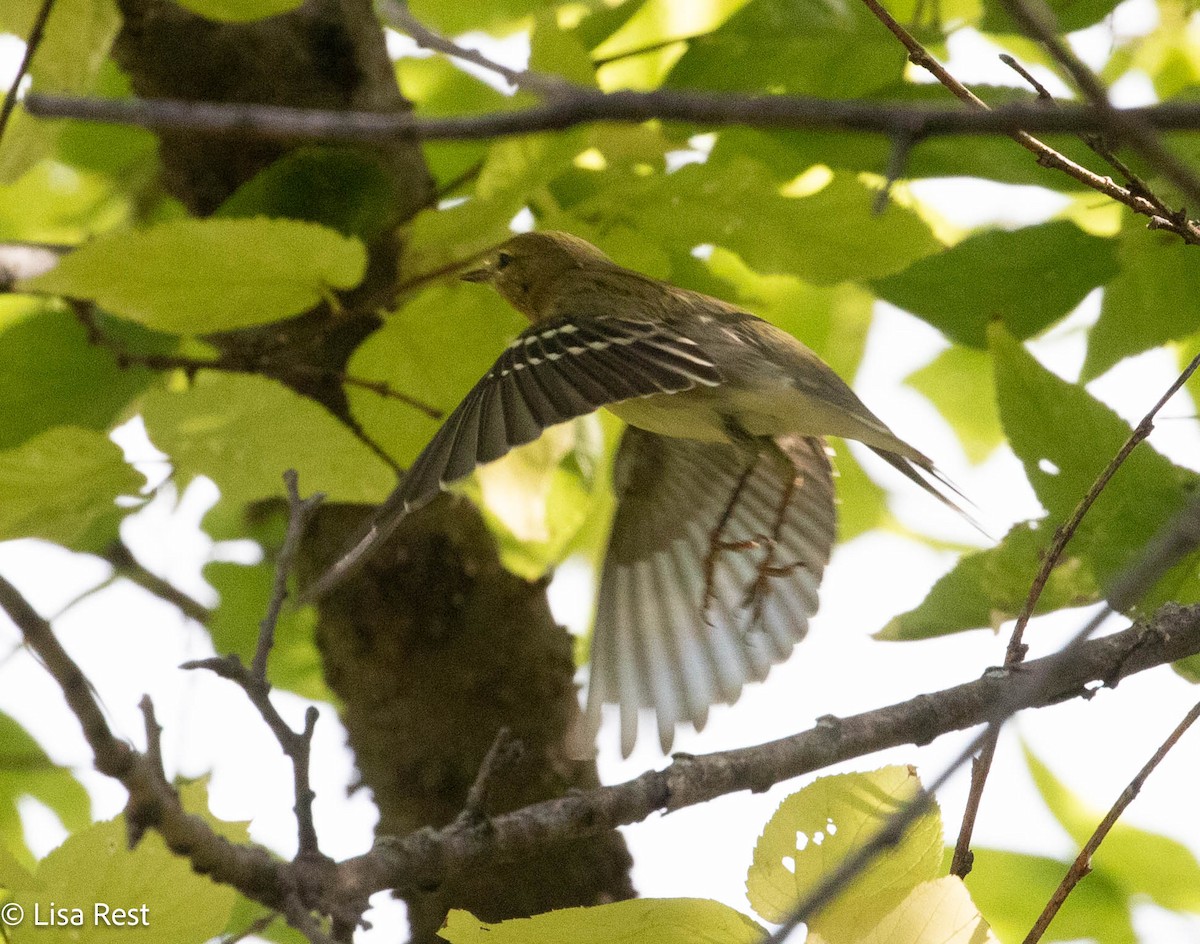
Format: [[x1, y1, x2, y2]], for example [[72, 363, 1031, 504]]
[[307, 231, 967, 757]]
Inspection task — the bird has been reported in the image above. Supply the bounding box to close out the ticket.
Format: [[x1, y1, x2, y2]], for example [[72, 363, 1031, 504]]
[[303, 230, 969, 757]]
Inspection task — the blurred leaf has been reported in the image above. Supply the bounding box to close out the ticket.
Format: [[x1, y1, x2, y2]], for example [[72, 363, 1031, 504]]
[[980, 0, 1124, 36], [465, 418, 607, 579], [394, 59, 510, 193], [167, 0, 303, 21], [666, 0, 906, 98], [217, 148, 401, 241], [21, 218, 366, 335], [709, 95, 1097, 190], [0, 298, 164, 450], [349, 282, 525, 467], [586, 158, 942, 284], [140, 373, 394, 510], [878, 521, 1097, 639], [0, 427, 140, 550], [405, 0, 557, 33], [747, 766, 942, 939], [55, 61, 158, 180], [872, 221, 1118, 348], [1026, 746, 1200, 913], [441, 899, 764, 944], [10, 814, 236, 944], [992, 326, 1200, 608], [0, 161, 128, 245], [591, 0, 749, 60], [0, 0, 119, 183], [956, 847, 1135, 944], [831, 443, 889, 541], [530, 12, 598, 85], [0, 711, 90, 868], [0, 840, 35, 890], [1084, 218, 1200, 380], [855, 876, 998, 944], [906, 346, 1004, 464]]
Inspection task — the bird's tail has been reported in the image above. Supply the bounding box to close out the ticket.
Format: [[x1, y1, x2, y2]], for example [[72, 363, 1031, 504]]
[[870, 447, 988, 537]]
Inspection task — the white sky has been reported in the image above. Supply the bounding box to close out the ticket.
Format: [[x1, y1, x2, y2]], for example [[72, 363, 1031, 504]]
[[4, 2, 1200, 941]]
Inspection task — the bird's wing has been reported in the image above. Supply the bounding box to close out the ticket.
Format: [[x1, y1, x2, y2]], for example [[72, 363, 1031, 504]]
[[301, 315, 722, 602], [571, 428, 837, 758]]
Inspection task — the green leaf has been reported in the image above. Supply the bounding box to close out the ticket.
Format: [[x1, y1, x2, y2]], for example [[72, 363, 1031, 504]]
[[10, 815, 237, 944], [0, 427, 141, 550], [957, 847, 1135, 944], [166, 0, 303, 22], [21, 218, 366, 335], [440, 899, 764, 944], [980, 0, 1124, 35], [217, 148, 401, 241], [0, 840, 35, 891], [853, 876, 997, 944], [395, 56, 514, 191], [878, 521, 1097, 640], [463, 418, 607, 579], [349, 283, 525, 467], [710, 97, 1097, 191], [590, 0, 749, 61], [1026, 746, 1200, 913], [747, 766, 943, 939], [0, 711, 90, 868], [0, 298, 165, 450], [906, 346, 1004, 464], [666, 0, 906, 98], [588, 159, 942, 284], [405, 0, 555, 33], [140, 373, 394, 510], [992, 326, 1199, 605], [872, 222, 1119, 348], [203, 509, 332, 702], [1083, 218, 1200, 380], [0, 0, 119, 183]]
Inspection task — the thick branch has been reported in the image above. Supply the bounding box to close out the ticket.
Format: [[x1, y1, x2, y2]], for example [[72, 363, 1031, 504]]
[[25, 89, 1200, 142], [336, 601, 1200, 900]]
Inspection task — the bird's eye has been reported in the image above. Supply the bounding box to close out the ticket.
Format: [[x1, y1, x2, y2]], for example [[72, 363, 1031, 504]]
[[497, 251, 513, 271]]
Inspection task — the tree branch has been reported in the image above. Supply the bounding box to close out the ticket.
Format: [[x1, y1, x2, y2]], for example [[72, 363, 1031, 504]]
[[1023, 697, 1200, 944], [23, 88, 1200, 142], [336, 599, 1200, 901], [0, 0, 57, 145]]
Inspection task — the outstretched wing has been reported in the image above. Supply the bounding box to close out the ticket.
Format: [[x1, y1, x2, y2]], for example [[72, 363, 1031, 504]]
[[302, 315, 722, 602], [571, 428, 837, 758]]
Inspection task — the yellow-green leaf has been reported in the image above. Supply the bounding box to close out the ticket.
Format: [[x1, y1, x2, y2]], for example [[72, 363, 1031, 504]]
[[21, 218, 365, 335], [855, 876, 998, 944], [0, 427, 141, 549], [439, 898, 764, 944], [746, 766, 942, 940]]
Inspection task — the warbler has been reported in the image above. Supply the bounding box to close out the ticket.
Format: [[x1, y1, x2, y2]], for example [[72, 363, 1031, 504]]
[[305, 231, 967, 757]]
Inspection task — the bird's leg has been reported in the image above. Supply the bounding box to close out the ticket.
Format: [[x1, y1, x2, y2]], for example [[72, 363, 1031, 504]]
[[702, 454, 760, 619], [741, 447, 807, 633]]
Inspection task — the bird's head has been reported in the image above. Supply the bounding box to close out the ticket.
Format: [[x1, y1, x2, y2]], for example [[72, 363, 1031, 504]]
[[460, 230, 615, 321]]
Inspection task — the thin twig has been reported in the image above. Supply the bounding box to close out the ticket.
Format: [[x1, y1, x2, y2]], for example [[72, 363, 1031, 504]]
[[254, 470, 323, 680], [184, 472, 326, 858], [856, 0, 1200, 242], [997, 0, 1200, 211], [0, 0, 57, 146], [998, 53, 1177, 220], [379, 0, 568, 96], [67, 300, 443, 419], [1023, 698, 1200, 944], [950, 350, 1200, 874]]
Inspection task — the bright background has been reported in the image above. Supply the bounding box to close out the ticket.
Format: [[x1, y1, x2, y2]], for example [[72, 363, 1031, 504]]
[[4, 2, 1200, 939]]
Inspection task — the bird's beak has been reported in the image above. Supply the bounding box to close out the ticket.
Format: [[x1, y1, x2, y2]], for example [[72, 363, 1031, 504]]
[[460, 263, 492, 283]]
